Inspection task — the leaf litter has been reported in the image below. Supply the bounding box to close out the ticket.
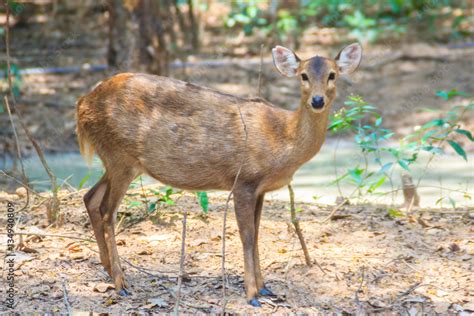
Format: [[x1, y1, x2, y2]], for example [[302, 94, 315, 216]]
[[0, 188, 472, 314]]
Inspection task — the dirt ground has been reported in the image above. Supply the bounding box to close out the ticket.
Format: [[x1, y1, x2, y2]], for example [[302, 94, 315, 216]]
[[0, 187, 472, 314]]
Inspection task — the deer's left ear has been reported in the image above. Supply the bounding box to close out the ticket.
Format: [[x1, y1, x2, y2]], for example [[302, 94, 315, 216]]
[[335, 43, 362, 75], [272, 46, 300, 77]]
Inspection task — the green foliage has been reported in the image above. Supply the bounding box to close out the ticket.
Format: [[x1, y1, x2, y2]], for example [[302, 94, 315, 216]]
[[387, 208, 404, 218], [224, 1, 469, 43], [1, 63, 22, 102], [148, 186, 176, 212], [196, 191, 209, 213], [329, 91, 473, 197], [225, 1, 267, 36], [78, 173, 91, 190]]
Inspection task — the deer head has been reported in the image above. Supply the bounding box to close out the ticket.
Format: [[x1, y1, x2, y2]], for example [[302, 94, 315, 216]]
[[272, 43, 362, 113]]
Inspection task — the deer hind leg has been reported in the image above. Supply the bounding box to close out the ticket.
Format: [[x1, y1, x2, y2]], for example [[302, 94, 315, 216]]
[[100, 167, 139, 296], [83, 174, 111, 276], [253, 193, 275, 297], [234, 187, 260, 307]]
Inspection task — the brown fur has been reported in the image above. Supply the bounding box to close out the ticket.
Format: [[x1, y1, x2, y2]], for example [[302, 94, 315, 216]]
[[76, 47, 355, 303]]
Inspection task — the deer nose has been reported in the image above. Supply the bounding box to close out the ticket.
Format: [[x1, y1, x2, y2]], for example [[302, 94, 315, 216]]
[[311, 96, 325, 109]]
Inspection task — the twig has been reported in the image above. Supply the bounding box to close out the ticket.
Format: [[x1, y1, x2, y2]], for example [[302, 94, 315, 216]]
[[15, 114, 60, 223], [0, 170, 40, 197], [174, 209, 188, 315], [257, 44, 264, 97], [221, 102, 248, 314], [0, 232, 96, 243], [409, 106, 470, 213], [354, 266, 365, 311], [317, 187, 359, 223], [332, 136, 344, 197], [288, 184, 315, 269], [3, 99, 30, 212], [4, 7, 58, 220], [61, 276, 73, 315], [3, 4, 29, 210]]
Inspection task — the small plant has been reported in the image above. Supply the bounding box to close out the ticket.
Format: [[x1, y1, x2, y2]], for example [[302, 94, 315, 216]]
[[148, 186, 176, 212], [196, 191, 209, 213], [329, 91, 473, 202]]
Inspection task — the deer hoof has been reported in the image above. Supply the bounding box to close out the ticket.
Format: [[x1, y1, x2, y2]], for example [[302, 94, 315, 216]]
[[248, 297, 262, 307], [259, 286, 276, 297], [118, 288, 132, 297]]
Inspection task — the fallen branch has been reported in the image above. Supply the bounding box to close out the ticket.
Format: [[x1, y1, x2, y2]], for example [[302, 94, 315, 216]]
[[1, 232, 95, 243], [257, 44, 264, 97], [174, 210, 188, 315], [3, 6, 59, 223], [61, 276, 73, 314], [287, 184, 313, 268]]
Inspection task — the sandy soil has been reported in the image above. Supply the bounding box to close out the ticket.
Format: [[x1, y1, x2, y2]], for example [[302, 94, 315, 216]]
[[0, 187, 472, 314]]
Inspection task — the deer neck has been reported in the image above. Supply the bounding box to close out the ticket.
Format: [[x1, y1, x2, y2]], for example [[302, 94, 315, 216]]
[[289, 102, 330, 164]]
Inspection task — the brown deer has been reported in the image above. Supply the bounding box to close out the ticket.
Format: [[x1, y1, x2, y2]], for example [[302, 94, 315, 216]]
[[76, 43, 362, 307]]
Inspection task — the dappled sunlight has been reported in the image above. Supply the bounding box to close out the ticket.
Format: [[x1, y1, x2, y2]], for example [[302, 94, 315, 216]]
[[0, 189, 471, 313]]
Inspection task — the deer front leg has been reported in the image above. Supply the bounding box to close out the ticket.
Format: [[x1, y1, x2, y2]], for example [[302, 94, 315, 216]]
[[234, 187, 260, 307], [253, 193, 276, 297]]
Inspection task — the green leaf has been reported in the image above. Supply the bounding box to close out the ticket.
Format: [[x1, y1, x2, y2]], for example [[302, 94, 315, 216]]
[[348, 168, 363, 185], [436, 89, 470, 100], [422, 119, 444, 129], [375, 116, 383, 126], [148, 202, 157, 212], [78, 173, 91, 190], [128, 201, 142, 208], [421, 146, 444, 154], [448, 197, 456, 209], [447, 140, 467, 161], [196, 191, 209, 214], [368, 175, 386, 193], [388, 208, 404, 218], [398, 159, 410, 171], [379, 162, 393, 174], [421, 129, 440, 143], [454, 129, 474, 141]]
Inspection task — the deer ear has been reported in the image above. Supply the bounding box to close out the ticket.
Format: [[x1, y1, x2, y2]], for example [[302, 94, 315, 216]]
[[336, 43, 362, 75], [272, 46, 300, 77]]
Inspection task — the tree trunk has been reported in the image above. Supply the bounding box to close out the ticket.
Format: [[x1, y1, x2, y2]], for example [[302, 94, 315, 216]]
[[107, 0, 168, 74], [187, 0, 199, 51]]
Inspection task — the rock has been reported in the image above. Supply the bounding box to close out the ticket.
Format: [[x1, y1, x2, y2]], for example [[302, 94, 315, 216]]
[[462, 302, 474, 312], [433, 301, 450, 313], [15, 187, 27, 198]]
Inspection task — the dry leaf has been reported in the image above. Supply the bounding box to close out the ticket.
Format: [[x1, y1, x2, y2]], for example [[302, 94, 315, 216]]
[[138, 249, 152, 255], [146, 297, 169, 308], [190, 238, 207, 247], [117, 239, 126, 246], [93, 283, 115, 293]]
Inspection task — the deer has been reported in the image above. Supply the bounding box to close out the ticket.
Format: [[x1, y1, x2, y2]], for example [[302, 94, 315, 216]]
[[76, 43, 362, 307]]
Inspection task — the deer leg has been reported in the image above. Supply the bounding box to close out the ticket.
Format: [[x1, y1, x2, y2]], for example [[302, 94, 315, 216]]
[[100, 168, 138, 296], [83, 174, 111, 276], [234, 187, 260, 307], [253, 193, 275, 297]]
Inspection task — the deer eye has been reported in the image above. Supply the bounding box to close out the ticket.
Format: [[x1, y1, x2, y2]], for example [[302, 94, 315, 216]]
[[301, 73, 309, 81], [328, 72, 336, 81]]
